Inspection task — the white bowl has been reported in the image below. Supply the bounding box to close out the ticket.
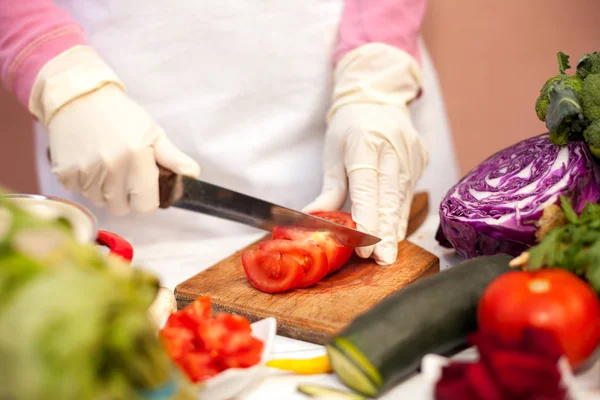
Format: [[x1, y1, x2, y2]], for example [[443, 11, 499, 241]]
[[194, 317, 277, 400]]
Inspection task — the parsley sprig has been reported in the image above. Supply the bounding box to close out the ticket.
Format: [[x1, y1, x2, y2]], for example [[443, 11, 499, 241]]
[[526, 196, 600, 293]]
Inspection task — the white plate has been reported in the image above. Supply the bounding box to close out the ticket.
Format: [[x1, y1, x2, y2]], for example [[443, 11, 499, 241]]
[[194, 317, 277, 400]]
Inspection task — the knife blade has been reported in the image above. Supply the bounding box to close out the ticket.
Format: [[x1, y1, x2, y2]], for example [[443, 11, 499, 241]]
[[157, 166, 381, 247]]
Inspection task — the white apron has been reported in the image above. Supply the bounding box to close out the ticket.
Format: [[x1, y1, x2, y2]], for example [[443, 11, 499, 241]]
[[34, 1, 459, 281]]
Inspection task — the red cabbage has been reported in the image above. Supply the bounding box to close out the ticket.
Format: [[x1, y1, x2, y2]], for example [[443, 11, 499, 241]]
[[436, 134, 600, 259]]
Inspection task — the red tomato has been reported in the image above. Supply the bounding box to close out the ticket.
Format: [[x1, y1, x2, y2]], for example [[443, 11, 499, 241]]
[[197, 319, 231, 352], [160, 296, 263, 383], [164, 312, 195, 331], [223, 336, 264, 368], [310, 211, 356, 272], [160, 327, 195, 361], [310, 211, 357, 229], [241, 249, 304, 293], [478, 269, 600, 368], [272, 226, 353, 273], [179, 352, 222, 382], [182, 296, 212, 323], [259, 239, 328, 287], [215, 312, 252, 333]]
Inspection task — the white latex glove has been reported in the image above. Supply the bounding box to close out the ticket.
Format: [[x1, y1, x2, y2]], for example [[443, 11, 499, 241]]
[[29, 46, 200, 215], [303, 44, 428, 265]]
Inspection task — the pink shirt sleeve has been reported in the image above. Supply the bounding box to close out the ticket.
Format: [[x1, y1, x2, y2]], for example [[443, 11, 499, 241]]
[[334, 0, 426, 66], [0, 1, 87, 109]]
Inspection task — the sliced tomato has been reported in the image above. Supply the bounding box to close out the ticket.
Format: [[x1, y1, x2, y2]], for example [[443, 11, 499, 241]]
[[310, 211, 356, 271], [272, 226, 351, 273], [259, 239, 328, 288], [179, 351, 222, 382], [241, 249, 304, 293], [310, 211, 357, 229], [160, 326, 196, 361], [215, 312, 252, 333]]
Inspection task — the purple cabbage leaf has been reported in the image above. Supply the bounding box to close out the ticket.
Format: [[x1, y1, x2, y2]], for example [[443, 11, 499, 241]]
[[436, 133, 600, 259]]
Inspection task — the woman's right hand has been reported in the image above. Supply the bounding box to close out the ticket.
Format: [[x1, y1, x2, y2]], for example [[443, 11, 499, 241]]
[[31, 46, 200, 216]]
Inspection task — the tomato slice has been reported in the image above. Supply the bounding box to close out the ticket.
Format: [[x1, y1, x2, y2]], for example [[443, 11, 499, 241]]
[[310, 211, 357, 229], [310, 211, 356, 272], [259, 239, 328, 288], [241, 249, 304, 293], [272, 226, 352, 273], [271, 211, 356, 273]]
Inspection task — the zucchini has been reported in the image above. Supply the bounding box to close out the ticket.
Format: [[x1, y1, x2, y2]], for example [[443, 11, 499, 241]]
[[297, 384, 366, 399], [326, 254, 513, 397]]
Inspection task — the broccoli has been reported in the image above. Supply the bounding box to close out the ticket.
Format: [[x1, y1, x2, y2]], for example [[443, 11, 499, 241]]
[[584, 120, 600, 158], [580, 73, 600, 121], [535, 52, 583, 122], [536, 75, 582, 121], [577, 51, 600, 79], [545, 80, 586, 145]]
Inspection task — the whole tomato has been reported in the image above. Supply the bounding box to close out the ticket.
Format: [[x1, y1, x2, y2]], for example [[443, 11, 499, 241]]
[[477, 268, 600, 368]]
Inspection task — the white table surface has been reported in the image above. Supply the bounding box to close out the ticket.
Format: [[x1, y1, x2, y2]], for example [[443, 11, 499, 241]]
[[133, 214, 466, 399]]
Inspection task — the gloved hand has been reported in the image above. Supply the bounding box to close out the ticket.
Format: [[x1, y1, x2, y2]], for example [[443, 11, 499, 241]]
[[303, 44, 428, 265], [29, 46, 200, 215]]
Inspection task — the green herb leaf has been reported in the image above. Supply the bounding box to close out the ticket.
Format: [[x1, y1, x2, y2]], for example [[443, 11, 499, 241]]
[[559, 196, 578, 223], [558, 51, 571, 75]]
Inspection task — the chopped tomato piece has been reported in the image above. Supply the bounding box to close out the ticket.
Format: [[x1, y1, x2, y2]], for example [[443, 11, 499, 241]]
[[215, 312, 252, 333], [197, 319, 231, 352], [159, 296, 263, 384], [160, 327, 195, 361], [164, 296, 213, 331], [223, 336, 264, 368], [259, 239, 328, 288], [241, 249, 304, 293], [221, 331, 255, 355], [164, 312, 193, 330], [179, 352, 222, 382], [182, 296, 212, 323]]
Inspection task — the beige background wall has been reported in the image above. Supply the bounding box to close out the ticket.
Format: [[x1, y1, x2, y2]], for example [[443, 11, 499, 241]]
[[1, 0, 600, 193]]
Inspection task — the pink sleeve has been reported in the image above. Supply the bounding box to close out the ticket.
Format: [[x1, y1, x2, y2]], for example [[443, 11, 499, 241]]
[[334, 0, 426, 66], [0, 1, 87, 109]]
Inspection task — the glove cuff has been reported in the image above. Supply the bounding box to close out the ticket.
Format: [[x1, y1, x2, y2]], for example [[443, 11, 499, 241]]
[[327, 43, 421, 123], [28, 45, 126, 127]]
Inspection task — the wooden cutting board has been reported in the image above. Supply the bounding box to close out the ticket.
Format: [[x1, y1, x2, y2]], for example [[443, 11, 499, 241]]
[[175, 192, 439, 344]]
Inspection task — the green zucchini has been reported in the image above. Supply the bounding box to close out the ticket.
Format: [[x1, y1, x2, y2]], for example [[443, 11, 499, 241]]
[[326, 254, 513, 397], [297, 384, 367, 399]]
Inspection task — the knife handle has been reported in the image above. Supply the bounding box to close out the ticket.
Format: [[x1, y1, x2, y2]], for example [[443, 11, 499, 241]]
[[157, 165, 180, 209], [46, 146, 180, 210]]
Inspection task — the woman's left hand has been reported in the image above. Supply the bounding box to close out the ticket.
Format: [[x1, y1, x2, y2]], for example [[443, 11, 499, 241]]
[[303, 102, 428, 265]]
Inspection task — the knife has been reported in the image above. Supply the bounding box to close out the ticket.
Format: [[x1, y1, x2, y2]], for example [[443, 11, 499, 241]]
[[44, 148, 380, 247], [157, 166, 381, 247]]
